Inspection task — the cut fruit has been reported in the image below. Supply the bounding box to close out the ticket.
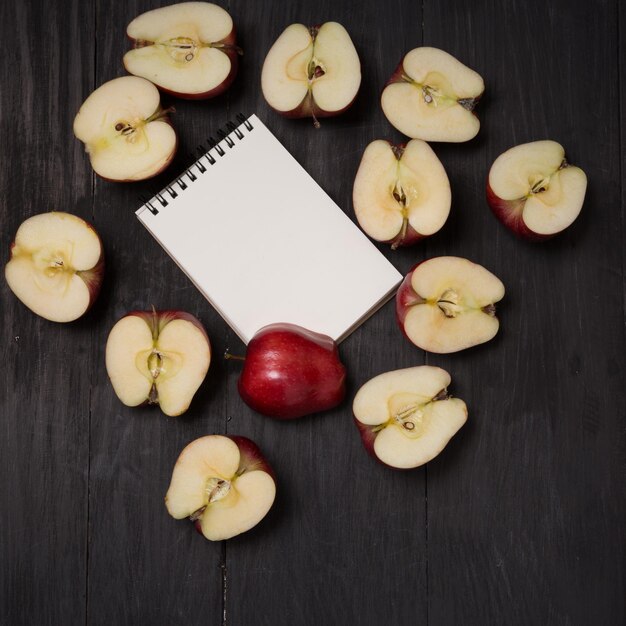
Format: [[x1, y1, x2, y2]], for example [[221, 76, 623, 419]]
[[124, 2, 240, 100], [105, 309, 211, 417], [73, 76, 177, 181], [165, 435, 276, 541], [396, 256, 505, 353], [354, 366, 467, 469], [487, 140, 587, 240], [352, 139, 451, 248], [381, 47, 484, 142], [261, 22, 361, 126], [5, 212, 104, 322]]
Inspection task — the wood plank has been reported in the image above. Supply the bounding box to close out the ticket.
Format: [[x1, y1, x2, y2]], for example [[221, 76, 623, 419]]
[[224, 1, 430, 625], [85, 1, 228, 623], [422, 0, 626, 623], [0, 1, 94, 624]]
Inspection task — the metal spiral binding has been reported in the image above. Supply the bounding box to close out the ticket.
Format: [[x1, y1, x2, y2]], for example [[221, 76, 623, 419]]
[[141, 114, 254, 216]]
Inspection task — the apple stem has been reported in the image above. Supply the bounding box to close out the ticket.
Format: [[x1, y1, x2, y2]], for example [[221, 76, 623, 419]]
[[391, 217, 408, 250], [224, 350, 245, 362], [433, 389, 449, 402], [306, 90, 320, 129], [189, 506, 206, 522], [212, 42, 244, 56], [457, 97, 478, 112], [145, 106, 175, 125]]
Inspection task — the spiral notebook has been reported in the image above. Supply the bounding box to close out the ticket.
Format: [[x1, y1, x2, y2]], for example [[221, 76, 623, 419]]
[[136, 114, 402, 344]]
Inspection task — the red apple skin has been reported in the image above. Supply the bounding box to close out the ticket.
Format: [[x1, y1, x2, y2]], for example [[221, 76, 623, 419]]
[[126, 28, 239, 100], [125, 309, 210, 345], [486, 182, 554, 242], [237, 323, 347, 419], [7, 214, 105, 318], [229, 435, 276, 480], [384, 59, 406, 88], [395, 264, 426, 341], [354, 418, 414, 471]]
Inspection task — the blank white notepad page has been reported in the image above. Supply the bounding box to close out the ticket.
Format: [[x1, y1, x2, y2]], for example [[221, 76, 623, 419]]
[[137, 115, 402, 344]]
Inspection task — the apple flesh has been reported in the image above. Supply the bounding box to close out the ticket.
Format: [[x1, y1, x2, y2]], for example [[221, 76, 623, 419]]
[[105, 309, 211, 417], [381, 47, 484, 142], [354, 366, 467, 469], [261, 22, 361, 127], [166, 435, 276, 541], [352, 139, 451, 248], [124, 2, 240, 100], [396, 256, 505, 353], [73, 76, 177, 181], [235, 323, 346, 419], [5, 212, 104, 322], [487, 140, 587, 240]]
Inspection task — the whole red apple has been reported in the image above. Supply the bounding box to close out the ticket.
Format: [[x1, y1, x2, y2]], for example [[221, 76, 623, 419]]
[[236, 323, 347, 419]]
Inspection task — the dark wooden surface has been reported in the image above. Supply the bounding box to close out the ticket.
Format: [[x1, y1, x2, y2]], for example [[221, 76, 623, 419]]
[[1, 0, 624, 624]]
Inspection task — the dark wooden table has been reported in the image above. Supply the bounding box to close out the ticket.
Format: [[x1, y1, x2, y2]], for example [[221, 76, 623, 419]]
[[2, 0, 625, 624]]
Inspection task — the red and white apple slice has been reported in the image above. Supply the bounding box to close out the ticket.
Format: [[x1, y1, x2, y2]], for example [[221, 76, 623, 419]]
[[105, 309, 211, 417], [487, 140, 587, 240], [352, 139, 451, 248], [354, 366, 467, 469], [261, 22, 361, 127], [396, 257, 505, 353], [165, 435, 276, 541], [73, 76, 177, 182], [381, 47, 484, 142], [124, 2, 240, 100], [5, 212, 104, 322]]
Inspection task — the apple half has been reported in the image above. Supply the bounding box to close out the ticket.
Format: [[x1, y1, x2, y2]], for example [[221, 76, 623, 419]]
[[352, 139, 451, 248], [396, 256, 505, 353], [354, 366, 467, 469], [165, 435, 276, 541], [124, 2, 240, 100], [381, 47, 484, 142], [73, 76, 177, 181], [5, 212, 104, 322], [261, 22, 361, 127], [487, 140, 587, 240], [105, 309, 211, 417]]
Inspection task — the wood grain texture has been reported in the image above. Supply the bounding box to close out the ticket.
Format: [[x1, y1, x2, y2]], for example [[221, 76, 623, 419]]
[[0, 1, 94, 624], [224, 2, 429, 625], [84, 1, 229, 623], [0, 0, 624, 624], [421, 1, 626, 624]]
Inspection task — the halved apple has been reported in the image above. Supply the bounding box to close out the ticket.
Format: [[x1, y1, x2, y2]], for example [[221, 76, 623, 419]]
[[354, 366, 467, 469], [5, 212, 104, 322], [261, 22, 361, 127], [396, 257, 505, 353], [487, 140, 587, 240], [105, 309, 211, 417], [165, 435, 276, 541], [73, 76, 177, 181], [352, 139, 451, 248], [124, 2, 240, 100], [381, 47, 484, 142]]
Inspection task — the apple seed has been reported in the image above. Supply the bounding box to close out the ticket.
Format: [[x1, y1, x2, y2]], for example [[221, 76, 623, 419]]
[[206, 477, 231, 503]]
